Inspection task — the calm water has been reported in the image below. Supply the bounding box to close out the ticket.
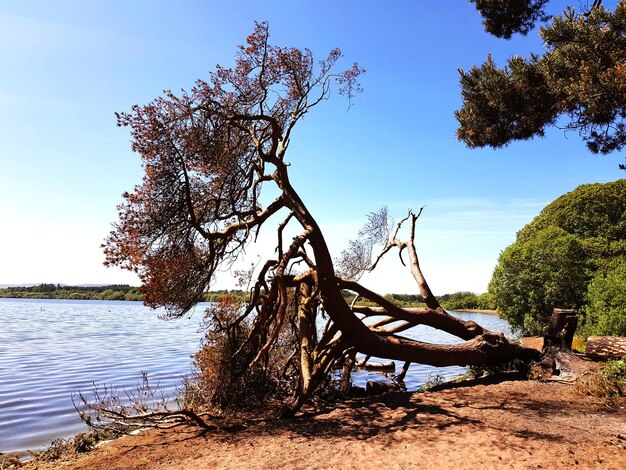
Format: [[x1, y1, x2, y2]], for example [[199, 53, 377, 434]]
[[0, 298, 205, 455], [351, 311, 517, 390], [0, 298, 515, 455]]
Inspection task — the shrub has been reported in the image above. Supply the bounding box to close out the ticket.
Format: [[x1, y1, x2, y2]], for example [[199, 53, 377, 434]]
[[476, 292, 496, 310], [184, 294, 296, 410], [440, 291, 478, 310], [582, 263, 626, 337], [490, 226, 588, 334], [575, 359, 626, 398]]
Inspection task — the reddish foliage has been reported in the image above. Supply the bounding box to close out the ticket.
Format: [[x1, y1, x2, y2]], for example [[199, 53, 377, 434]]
[[104, 22, 363, 315]]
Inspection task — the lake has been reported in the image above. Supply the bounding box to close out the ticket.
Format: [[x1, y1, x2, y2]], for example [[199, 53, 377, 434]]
[[0, 298, 515, 455]]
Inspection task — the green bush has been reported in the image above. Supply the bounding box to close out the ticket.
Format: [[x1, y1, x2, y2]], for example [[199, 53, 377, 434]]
[[97, 289, 126, 301], [441, 291, 479, 310], [124, 290, 143, 301], [490, 226, 588, 334], [582, 263, 626, 337], [490, 180, 626, 335], [476, 292, 496, 310]]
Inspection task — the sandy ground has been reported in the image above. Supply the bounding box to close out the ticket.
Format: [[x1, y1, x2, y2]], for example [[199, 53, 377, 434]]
[[22, 378, 626, 470]]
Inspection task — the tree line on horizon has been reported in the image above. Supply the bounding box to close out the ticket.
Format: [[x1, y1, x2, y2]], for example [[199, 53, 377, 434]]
[[0, 284, 144, 301], [0, 283, 495, 310]]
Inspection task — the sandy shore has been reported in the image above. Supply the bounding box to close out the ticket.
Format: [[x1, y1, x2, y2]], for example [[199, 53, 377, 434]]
[[23, 378, 626, 470]]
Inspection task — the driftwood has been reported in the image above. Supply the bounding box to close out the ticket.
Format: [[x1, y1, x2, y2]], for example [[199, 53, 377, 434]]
[[550, 348, 598, 378], [355, 358, 396, 371], [586, 336, 626, 360]]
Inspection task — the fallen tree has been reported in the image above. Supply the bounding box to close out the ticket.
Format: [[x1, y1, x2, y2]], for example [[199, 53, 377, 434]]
[[104, 22, 541, 417], [586, 336, 626, 360]]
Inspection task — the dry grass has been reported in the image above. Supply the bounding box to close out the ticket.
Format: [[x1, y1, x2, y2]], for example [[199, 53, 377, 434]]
[[575, 359, 626, 405]]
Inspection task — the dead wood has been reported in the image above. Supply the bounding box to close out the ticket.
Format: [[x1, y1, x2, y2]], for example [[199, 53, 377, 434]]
[[355, 358, 395, 371], [586, 336, 626, 360]]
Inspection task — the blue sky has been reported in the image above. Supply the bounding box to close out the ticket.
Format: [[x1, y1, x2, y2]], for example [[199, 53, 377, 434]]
[[0, 0, 622, 294]]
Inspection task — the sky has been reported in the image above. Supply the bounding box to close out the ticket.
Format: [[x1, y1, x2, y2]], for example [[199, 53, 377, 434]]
[[0, 0, 623, 295]]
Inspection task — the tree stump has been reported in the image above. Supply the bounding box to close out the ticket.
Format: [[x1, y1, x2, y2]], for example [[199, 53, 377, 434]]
[[585, 336, 626, 359], [543, 308, 578, 350], [537, 309, 597, 378]]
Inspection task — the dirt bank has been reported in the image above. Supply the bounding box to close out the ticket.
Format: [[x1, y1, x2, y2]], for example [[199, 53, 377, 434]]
[[24, 379, 626, 469]]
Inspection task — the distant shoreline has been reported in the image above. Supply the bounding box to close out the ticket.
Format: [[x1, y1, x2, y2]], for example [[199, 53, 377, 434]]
[[450, 308, 498, 315], [0, 289, 498, 313], [0, 296, 498, 311]]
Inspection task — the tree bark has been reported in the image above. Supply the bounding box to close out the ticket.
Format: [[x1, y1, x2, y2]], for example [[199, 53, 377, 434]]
[[282, 188, 542, 369], [351, 305, 485, 341], [296, 282, 315, 397], [586, 336, 626, 359], [543, 308, 578, 350], [340, 350, 357, 395], [536, 310, 599, 378]]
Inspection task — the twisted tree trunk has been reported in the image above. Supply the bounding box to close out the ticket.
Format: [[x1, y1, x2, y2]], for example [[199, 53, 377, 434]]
[[280, 186, 540, 414]]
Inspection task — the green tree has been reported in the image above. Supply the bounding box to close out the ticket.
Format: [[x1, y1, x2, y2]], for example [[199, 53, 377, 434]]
[[459, 1, 626, 163], [583, 262, 626, 336], [517, 180, 626, 242], [490, 226, 588, 334], [477, 292, 496, 310], [470, 0, 550, 39], [441, 291, 479, 310], [490, 180, 626, 334]]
